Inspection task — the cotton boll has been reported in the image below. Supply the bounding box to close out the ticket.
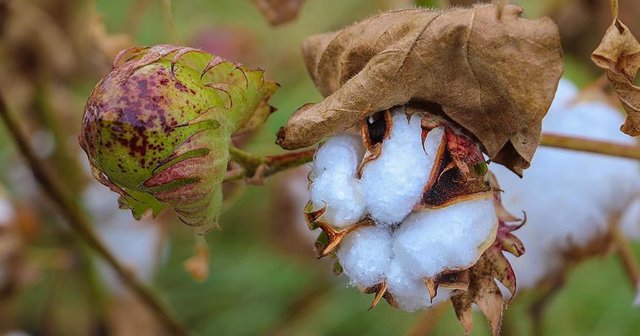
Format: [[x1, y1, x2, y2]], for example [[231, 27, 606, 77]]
[[312, 133, 365, 176], [310, 133, 367, 228], [385, 262, 452, 311], [83, 183, 165, 294], [493, 80, 640, 290], [393, 198, 497, 279], [620, 198, 640, 240], [0, 194, 15, 226], [361, 108, 441, 226], [310, 173, 366, 228], [337, 225, 392, 288], [548, 79, 578, 114]]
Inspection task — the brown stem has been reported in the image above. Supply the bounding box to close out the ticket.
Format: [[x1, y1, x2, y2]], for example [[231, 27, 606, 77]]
[[226, 146, 315, 182], [611, 224, 640, 288], [0, 93, 189, 335], [539, 133, 640, 160]]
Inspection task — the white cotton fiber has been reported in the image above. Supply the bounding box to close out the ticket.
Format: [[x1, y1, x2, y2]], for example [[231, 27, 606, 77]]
[[361, 107, 442, 226], [0, 196, 15, 226], [310, 133, 367, 228], [392, 198, 497, 279], [337, 225, 393, 287], [83, 182, 165, 294], [620, 198, 640, 240], [385, 261, 453, 311], [492, 78, 640, 290]]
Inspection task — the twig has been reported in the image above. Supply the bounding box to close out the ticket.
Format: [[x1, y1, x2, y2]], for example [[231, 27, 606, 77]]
[[161, 0, 183, 45], [539, 133, 640, 160], [611, 224, 640, 288], [226, 146, 315, 182], [0, 93, 190, 335]]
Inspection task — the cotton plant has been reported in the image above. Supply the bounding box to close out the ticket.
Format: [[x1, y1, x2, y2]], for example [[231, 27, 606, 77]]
[[492, 79, 640, 300]]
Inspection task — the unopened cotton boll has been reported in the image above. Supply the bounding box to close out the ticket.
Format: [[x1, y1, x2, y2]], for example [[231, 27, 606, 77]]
[[492, 78, 640, 290], [336, 225, 392, 287], [393, 198, 497, 279], [361, 108, 441, 226], [310, 133, 367, 228]]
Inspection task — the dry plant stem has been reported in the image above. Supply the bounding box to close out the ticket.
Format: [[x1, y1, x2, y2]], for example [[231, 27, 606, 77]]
[[611, 224, 640, 287], [0, 94, 190, 336], [226, 146, 315, 182], [540, 133, 640, 160], [161, 0, 183, 44]]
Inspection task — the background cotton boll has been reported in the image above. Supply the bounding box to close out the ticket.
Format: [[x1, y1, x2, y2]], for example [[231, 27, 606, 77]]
[[492, 80, 640, 291], [392, 198, 497, 279], [385, 262, 452, 312], [312, 133, 365, 176], [361, 109, 438, 226], [336, 225, 392, 288], [620, 198, 640, 240], [547, 79, 579, 114], [83, 183, 165, 294]]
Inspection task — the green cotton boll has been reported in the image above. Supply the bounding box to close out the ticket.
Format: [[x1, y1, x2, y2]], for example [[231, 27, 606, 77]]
[[79, 45, 277, 232]]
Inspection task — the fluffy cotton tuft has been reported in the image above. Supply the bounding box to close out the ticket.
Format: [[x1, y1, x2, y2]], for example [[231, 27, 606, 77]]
[[385, 262, 453, 311], [308, 108, 498, 311], [337, 225, 393, 287], [361, 108, 442, 226], [492, 78, 640, 290], [393, 198, 497, 279], [310, 134, 367, 228]]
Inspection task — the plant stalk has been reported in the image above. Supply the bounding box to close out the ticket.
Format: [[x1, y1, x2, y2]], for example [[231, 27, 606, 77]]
[[0, 93, 189, 336]]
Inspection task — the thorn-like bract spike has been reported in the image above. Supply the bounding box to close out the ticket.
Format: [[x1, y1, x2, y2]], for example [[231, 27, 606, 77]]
[[423, 277, 438, 303]]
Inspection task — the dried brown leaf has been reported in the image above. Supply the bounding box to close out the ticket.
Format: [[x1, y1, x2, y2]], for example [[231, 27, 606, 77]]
[[277, 4, 563, 175], [253, 0, 306, 26], [451, 255, 504, 336], [592, 0, 640, 136]]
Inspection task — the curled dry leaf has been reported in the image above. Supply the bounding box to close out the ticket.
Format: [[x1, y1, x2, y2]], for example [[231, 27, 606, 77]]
[[79, 45, 277, 232], [592, 0, 640, 136], [276, 4, 563, 175], [253, 0, 306, 26]]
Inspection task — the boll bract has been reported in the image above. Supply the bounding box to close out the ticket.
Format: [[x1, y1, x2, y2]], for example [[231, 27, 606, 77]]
[[492, 79, 640, 292], [79, 45, 277, 231], [306, 106, 521, 327]]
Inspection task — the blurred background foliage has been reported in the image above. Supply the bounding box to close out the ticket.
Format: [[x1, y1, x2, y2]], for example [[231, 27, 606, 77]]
[[0, 0, 639, 335]]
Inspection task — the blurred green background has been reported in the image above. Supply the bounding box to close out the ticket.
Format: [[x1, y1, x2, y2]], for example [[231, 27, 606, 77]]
[[0, 0, 639, 335]]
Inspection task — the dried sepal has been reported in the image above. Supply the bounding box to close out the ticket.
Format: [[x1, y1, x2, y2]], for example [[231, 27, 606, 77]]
[[364, 281, 398, 310], [277, 4, 563, 175], [423, 270, 471, 302], [79, 45, 277, 232], [451, 255, 504, 336], [307, 211, 373, 257], [592, 0, 640, 136]]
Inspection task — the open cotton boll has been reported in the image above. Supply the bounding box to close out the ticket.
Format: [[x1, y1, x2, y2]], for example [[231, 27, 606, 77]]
[[492, 80, 640, 290], [312, 133, 365, 176], [0, 195, 15, 226], [310, 133, 367, 228], [337, 225, 392, 287], [392, 198, 497, 279], [620, 198, 640, 240], [83, 183, 165, 294], [361, 108, 440, 226], [385, 262, 452, 311]]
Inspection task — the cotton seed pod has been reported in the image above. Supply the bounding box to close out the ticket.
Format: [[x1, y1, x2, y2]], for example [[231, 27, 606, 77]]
[[305, 106, 524, 334], [79, 45, 277, 231]]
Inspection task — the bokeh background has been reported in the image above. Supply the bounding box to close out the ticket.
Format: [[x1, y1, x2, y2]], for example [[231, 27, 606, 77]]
[[0, 0, 639, 335]]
